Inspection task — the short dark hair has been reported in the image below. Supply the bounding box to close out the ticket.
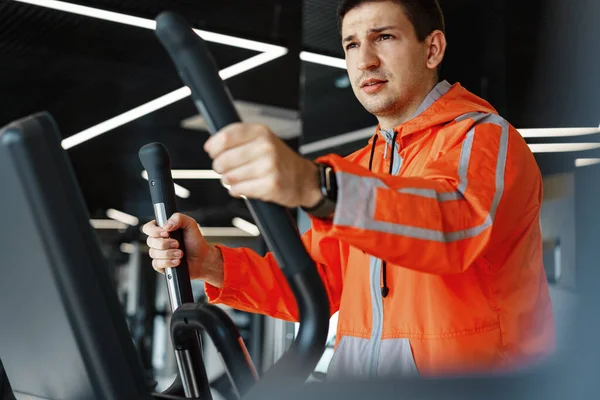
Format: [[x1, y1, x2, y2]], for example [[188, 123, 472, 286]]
[[337, 0, 445, 42]]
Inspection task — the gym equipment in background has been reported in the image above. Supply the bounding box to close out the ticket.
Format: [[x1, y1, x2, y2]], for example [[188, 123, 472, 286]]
[[0, 113, 152, 399]]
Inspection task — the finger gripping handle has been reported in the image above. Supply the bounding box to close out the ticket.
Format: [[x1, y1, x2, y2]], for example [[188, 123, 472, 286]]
[[138, 142, 193, 305]]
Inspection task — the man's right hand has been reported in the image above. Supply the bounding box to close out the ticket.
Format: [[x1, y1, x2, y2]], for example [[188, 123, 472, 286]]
[[142, 213, 224, 288]]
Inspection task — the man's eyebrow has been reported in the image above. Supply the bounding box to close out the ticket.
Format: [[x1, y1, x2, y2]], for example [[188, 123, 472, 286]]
[[342, 34, 355, 44], [370, 25, 396, 33], [342, 26, 397, 43]]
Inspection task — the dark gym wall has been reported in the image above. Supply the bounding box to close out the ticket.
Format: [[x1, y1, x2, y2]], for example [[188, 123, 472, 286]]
[[517, 0, 600, 128], [439, 0, 508, 116]]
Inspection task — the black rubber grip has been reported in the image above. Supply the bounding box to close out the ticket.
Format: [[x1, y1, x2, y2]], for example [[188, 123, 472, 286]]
[[139, 142, 195, 304], [154, 12, 240, 134]]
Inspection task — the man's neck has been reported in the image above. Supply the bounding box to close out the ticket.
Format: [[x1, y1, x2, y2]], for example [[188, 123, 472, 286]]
[[377, 80, 438, 131]]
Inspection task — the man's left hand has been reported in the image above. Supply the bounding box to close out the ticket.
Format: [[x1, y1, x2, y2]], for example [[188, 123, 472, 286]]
[[204, 123, 323, 209]]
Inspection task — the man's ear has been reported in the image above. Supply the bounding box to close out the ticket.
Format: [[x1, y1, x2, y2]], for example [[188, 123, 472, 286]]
[[426, 30, 447, 71]]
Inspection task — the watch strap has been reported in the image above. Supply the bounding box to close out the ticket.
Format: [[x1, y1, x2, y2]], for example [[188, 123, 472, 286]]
[[301, 163, 337, 219]]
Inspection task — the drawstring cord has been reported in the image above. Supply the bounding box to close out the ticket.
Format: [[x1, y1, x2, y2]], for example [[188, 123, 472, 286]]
[[368, 130, 399, 298], [368, 134, 378, 170]]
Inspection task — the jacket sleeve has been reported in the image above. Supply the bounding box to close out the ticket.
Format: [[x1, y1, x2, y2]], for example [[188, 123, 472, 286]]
[[204, 228, 343, 322], [311, 118, 519, 275]]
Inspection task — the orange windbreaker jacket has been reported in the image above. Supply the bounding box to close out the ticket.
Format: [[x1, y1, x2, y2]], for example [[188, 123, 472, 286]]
[[205, 81, 555, 378]]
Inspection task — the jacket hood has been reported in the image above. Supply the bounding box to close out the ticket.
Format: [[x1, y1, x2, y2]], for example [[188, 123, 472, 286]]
[[368, 81, 499, 147]]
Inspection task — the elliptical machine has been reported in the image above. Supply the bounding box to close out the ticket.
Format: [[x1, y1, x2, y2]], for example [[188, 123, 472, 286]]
[[139, 11, 331, 400]]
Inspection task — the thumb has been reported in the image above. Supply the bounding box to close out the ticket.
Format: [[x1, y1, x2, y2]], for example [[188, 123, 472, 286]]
[[165, 213, 196, 233]]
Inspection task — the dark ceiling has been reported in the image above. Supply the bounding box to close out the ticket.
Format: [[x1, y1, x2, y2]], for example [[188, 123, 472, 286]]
[[1, 0, 599, 232]]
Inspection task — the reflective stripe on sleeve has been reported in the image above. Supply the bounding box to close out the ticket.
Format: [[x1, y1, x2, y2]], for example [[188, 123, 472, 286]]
[[333, 113, 509, 243]]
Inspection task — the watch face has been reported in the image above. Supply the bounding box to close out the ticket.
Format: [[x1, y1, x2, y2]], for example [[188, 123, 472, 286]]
[[318, 164, 328, 196], [325, 166, 337, 202], [316, 163, 337, 202], [324, 167, 331, 190], [304, 163, 337, 219]]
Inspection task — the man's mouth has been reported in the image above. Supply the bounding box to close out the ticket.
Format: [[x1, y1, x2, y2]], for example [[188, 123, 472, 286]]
[[361, 79, 388, 88], [360, 79, 388, 93]]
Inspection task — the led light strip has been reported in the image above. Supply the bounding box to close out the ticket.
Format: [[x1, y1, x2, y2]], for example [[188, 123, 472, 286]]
[[60, 51, 288, 149], [106, 208, 139, 226], [300, 51, 346, 69], [62, 87, 191, 149], [13, 0, 288, 149], [15, 0, 284, 52], [519, 127, 600, 138], [90, 219, 128, 229], [232, 217, 260, 236], [60, 45, 286, 150], [575, 158, 600, 167], [197, 225, 256, 237], [120, 243, 136, 254], [528, 143, 600, 153], [142, 170, 221, 180], [171, 183, 191, 199]]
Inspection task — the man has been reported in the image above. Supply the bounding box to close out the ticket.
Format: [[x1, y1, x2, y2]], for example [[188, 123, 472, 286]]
[[144, 0, 555, 379]]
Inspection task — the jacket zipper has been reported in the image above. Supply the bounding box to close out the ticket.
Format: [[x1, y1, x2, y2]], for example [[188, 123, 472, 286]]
[[368, 257, 384, 376], [367, 136, 403, 377]]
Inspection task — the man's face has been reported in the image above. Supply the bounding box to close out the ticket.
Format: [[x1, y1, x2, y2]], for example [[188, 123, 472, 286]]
[[341, 1, 431, 118]]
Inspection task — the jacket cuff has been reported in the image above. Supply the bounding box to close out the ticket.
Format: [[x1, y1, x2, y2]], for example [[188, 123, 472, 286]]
[[309, 154, 365, 234], [204, 244, 249, 304]]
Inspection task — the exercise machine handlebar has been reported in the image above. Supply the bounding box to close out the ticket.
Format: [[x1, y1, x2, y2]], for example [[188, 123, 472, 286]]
[[139, 143, 194, 311], [139, 143, 212, 399], [171, 303, 259, 398], [154, 11, 330, 389]]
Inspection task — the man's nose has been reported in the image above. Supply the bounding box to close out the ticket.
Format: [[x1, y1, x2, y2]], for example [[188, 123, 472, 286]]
[[357, 43, 380, 71]]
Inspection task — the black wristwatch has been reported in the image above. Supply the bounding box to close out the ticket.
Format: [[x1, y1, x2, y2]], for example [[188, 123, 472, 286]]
[[302, 162, 337, 219]]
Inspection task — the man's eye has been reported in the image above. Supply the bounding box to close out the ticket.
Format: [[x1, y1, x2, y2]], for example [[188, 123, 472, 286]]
[[346, 43, 357, 50], [379, 34, 393, 40]]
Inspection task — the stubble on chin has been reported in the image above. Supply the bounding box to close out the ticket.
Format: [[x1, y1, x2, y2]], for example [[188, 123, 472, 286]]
[[361, 94, 399, 116]]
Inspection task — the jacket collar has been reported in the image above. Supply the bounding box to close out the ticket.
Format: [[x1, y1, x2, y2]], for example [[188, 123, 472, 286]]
[[371, 80, 454, 148], [410, 80, 453, 120]]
